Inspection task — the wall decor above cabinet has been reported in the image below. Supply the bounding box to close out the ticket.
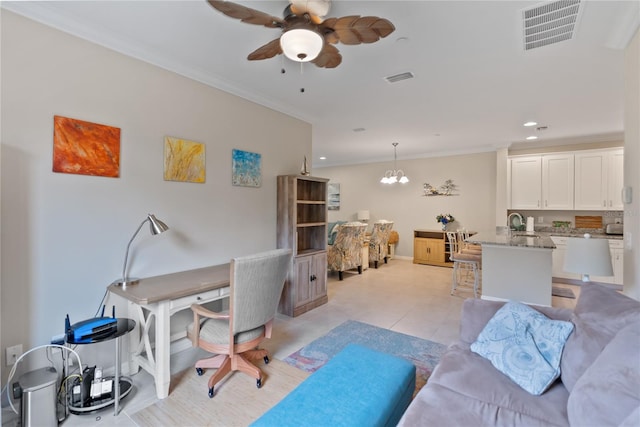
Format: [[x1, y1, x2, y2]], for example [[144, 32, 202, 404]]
[[423, 180, 458, 196]]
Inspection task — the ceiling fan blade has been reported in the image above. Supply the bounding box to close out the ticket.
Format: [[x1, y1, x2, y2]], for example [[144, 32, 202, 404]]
[[207, 0, 284, 28], [324, 15, 395, 45], [312, 43, 342, 68], [247, 38, 283, 60]]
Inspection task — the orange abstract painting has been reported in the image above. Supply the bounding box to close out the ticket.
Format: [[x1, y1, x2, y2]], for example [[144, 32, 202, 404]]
[[52, 116, 120, 177]]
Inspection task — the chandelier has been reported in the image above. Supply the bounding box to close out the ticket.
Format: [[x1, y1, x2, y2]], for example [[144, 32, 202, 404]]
[[380, 142, 409, 184]]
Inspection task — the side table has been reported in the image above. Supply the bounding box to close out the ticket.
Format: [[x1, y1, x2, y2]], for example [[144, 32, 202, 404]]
[[65, 318, 135, 416]]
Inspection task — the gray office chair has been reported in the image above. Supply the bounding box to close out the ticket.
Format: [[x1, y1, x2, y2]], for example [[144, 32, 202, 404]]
[[187, 249, 292, 398]]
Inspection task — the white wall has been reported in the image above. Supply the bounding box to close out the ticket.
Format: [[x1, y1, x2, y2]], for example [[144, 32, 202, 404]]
[[317, 152, 497, 258], [0, 11, 311, 382], [624, 29, 640, 300]]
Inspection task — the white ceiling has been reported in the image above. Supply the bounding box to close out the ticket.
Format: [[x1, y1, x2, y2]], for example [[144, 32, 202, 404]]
[[3, 1, 639, 167]]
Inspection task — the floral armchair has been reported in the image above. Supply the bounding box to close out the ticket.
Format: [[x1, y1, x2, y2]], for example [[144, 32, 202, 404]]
[[327, 222, 367, 280], [369, 221, 394, 269]]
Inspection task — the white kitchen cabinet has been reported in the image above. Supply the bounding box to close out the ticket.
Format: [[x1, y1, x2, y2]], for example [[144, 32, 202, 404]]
[[574, 148, 624, 210], [552, 236, 623, 285], [608, 149, 624, 210], [510, 156, 542, 209], [550, 236, 580, 280], [591, 239, 623, 285], [510, 154, 573, 210], [542, 154, 574, 209]]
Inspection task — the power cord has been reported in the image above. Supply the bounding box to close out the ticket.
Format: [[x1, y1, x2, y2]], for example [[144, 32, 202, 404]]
[[93, 288, 109, 317], [3, 344, 83, 415]]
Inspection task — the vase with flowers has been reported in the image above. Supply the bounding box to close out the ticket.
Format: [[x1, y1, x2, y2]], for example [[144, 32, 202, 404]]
[[436, 213, 455, 231]]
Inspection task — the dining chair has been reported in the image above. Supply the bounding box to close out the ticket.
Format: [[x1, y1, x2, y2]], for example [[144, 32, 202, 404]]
[[186, 248, 292, 398], [446, 232, 481, 298], [327, 222, 367, 280], [369, 221, 394, 268]]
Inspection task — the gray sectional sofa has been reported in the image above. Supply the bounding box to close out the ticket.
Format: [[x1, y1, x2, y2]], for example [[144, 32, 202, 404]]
[[398, 284, 640, 426]]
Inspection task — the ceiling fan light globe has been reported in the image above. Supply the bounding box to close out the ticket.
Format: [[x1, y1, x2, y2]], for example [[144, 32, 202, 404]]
[[399, 176, 409, 184], [291, 0, 331, 18], [280, 28, 323, 62]]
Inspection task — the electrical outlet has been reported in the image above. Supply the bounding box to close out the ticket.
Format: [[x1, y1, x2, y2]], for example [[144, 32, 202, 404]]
[[6, 344, 23, 366], [537, 216, 544, 223]]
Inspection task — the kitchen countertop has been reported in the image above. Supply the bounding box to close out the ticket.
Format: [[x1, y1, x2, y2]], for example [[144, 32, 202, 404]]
[[467, 232, 556, 249], [533, 228, 623, 240]]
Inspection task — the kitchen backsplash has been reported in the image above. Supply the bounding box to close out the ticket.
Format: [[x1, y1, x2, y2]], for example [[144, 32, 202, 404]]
[[507, 210, 624, 231]]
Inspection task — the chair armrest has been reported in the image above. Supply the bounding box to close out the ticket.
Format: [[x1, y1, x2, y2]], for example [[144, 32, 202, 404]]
[[189, 304, 230, 347], [459, 299, 573, 345], [190, 303, 229, 320]]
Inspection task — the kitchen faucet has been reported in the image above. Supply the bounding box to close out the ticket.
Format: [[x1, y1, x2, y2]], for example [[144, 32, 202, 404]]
[[507, 212, 524, 230]]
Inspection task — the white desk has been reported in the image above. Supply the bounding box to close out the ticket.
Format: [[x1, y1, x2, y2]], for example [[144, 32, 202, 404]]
[[107, 264, 230, 399]]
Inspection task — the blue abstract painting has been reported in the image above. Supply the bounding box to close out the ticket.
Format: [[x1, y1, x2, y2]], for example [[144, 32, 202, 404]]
[[232, 149, 262, 187]]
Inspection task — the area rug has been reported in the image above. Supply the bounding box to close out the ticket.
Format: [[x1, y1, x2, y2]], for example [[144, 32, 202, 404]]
[[284, 320, 447, 393], [552, 286, 576, 299], [131, 358, 309, 426]]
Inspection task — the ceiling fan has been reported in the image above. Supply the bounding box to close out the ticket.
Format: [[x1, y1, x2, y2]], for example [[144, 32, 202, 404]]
[[206, 0, 395, 68]]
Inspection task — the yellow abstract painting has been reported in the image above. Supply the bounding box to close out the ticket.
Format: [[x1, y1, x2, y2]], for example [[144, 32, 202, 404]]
[[164, 136, 205, 183]]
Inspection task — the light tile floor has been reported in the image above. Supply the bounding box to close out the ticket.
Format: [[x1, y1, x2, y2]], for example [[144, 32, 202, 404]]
[[2, 259, 579, 426]]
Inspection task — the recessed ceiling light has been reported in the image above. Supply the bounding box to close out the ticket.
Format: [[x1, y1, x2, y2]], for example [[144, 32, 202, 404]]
[[526, 136, 538, 140], [319, 156, 327, 160], [523, 121, 538, 127]]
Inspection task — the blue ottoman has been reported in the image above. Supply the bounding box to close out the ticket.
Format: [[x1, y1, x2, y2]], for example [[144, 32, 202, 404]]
[[251, 344, 416, 427]]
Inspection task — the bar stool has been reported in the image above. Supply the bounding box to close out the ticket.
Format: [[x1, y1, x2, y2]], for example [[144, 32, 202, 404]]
[[446, 232, 481, 298]]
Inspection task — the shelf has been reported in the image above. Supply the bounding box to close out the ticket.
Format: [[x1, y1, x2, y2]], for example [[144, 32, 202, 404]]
[[68, 377, 132, 414], [297, 222, 326, 228], [297, 200, 326, 205], [297, 248, 327, 257]]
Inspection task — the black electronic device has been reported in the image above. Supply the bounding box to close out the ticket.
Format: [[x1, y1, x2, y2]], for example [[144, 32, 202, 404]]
[[81, 366, 95, 407]]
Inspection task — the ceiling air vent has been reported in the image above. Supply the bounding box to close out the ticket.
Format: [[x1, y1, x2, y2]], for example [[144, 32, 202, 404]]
[[385, 72, 414, 84], [523, 0, 582, 51]]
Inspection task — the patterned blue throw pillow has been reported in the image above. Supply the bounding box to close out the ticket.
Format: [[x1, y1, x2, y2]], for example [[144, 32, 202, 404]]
[[470, 301, 574, 395]]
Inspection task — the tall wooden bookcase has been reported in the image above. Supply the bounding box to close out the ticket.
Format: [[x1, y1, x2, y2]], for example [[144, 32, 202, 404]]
[[277, 175, 329, 317]]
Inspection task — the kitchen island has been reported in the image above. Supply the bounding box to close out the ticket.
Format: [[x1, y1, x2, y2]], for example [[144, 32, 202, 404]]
[[467, 231, 556, 306]]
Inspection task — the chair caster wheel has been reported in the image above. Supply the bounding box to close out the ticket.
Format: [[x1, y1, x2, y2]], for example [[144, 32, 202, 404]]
[[208, 387, 214, 398], [196, 367, 203, 376], [257, 378, 262, 389], [264, 356, 269, 364]]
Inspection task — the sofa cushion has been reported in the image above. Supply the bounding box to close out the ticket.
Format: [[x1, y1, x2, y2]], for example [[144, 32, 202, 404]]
[[459, 299, 572, 345], [470, 301, 574, 395], [418, 342, 570, 426], [567, 319, 640, 426], [560, 284, 640, 392]]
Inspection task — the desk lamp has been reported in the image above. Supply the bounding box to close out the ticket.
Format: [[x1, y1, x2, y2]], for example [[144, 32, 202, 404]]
[[564, 233, 613, 282], [114, 214, 169, 288]]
